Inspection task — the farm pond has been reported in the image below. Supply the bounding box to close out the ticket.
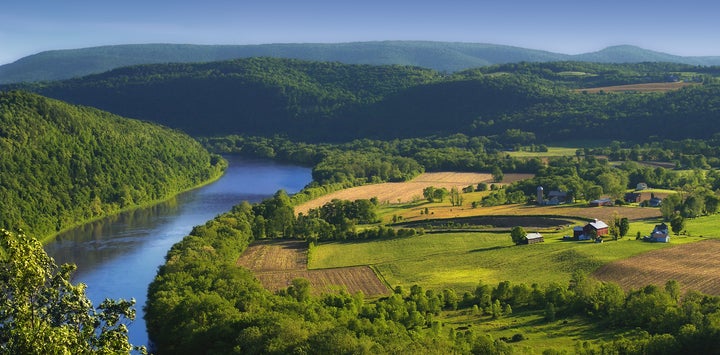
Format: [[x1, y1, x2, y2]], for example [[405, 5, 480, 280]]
[[43, 157, 312, 350]]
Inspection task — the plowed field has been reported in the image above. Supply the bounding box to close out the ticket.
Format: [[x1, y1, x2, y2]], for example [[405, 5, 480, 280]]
[[237, 240, 389, 297], [593, 239, 720, 295], [294, 172, 533, 215], [577, 82, 696, 93]]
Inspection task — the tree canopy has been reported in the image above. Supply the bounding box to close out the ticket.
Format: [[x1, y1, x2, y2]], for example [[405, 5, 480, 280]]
[[0, 91, 225, 240]]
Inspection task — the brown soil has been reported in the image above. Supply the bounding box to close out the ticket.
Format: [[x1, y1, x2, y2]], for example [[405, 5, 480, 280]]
[[294, 172, 533, 215], [576, 81, 696, 93], [593, 239, 720, 295], [237, 240, 389, 297]]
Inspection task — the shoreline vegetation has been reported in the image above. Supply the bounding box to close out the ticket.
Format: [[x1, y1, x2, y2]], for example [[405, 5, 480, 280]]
[[41, 158, 227, 244]]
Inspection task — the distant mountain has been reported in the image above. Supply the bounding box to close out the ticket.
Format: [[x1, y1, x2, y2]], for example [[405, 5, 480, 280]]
[[2, 41, 719, 84], [574, 45, 720, 65]]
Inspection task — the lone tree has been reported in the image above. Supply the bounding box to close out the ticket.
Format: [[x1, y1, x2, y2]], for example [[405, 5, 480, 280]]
[[0, 229, 144, 354], [670, 213, 685, 235], [510, 226, 526, 245]]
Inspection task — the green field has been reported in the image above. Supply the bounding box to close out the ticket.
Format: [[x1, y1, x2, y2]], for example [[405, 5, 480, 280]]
[[309, 220, 687, 293]]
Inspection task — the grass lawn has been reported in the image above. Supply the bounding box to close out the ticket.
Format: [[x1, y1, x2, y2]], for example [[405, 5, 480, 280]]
[[684, 213, 720, 238], [309, 223, 676, 294]]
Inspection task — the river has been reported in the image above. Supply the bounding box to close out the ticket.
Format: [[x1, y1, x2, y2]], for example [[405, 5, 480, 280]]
[[44, 157, 312, 349]]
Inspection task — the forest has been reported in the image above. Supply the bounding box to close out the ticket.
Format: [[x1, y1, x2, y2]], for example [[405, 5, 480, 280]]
[[0, 91, 225, 240], [5, 59, 720, 141]]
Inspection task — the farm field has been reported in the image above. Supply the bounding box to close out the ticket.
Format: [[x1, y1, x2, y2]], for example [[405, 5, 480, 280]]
[[237, 240, 389, 297], [390, 202, 662, 225], [309, 229, 683, 293], [294, 172, 533, 215], [593, 239, 720, 295], [576, 81, 696, 93]]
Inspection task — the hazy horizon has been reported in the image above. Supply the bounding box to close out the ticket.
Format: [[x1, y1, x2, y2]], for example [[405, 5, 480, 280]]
[[3, 0, 720, 65]]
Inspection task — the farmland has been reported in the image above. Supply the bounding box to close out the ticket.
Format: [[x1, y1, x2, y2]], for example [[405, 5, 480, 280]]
[[576, 81, 697, 93], [309, 228, 683, 293], [593, 238, 720, 295], [294, 172, 533, 215], [237, 239, 389, 297]]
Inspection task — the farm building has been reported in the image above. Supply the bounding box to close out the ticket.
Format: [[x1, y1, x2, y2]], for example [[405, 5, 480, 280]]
[[624, 192, 642, 203], [524, 232, 544, 244], [586, 219, 609, 236], [649, 197, 663, 207], [537, 187, 570, 205], [571, 219, 608, 240], [644, 223, 670, 243], [589, 198, 613, 207], [547, 190, 570, 205]]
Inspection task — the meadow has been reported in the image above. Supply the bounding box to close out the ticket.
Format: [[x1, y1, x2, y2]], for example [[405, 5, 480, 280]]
[[308, 223, 678, 293]]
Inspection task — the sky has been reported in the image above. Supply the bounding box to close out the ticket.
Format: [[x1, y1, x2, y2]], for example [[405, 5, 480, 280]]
[[2, 0, 719, 65]]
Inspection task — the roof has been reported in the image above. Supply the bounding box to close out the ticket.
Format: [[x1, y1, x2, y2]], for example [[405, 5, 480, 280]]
[[588, 220, 609, 229], [573, 226, 584, 231], [525, 232, 543, 240], [548, 191, 567, 197]]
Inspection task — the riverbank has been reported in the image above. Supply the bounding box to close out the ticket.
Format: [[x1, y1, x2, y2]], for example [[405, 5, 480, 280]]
[[40, 157, 228, 245]]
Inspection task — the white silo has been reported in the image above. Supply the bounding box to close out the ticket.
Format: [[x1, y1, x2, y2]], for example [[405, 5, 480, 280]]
[[537, 186, 544, 205]]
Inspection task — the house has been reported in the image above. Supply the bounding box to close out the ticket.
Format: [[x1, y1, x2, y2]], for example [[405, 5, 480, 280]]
[[624, 192, 642, 203], [524, 232, 544, 244], [636, 183, 648, 191], [589, 198, 613, 207], [649, 197, 663, 207], [644, 223, 670, 243]]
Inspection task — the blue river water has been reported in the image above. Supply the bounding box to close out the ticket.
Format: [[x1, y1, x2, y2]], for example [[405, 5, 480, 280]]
[[44, 157, 312, 349]]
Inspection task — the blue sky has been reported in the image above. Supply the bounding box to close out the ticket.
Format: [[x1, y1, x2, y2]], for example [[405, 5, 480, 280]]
[[2, 0, 719, 65]]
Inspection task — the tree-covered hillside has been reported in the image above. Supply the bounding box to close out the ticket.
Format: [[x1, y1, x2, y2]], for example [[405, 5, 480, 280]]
[[3, 42, 720, 84], [12, 59, 720, 142], [0, 91, 225, 239]]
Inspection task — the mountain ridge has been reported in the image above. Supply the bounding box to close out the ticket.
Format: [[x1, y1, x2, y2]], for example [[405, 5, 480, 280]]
[[2, 41, 719, 84]]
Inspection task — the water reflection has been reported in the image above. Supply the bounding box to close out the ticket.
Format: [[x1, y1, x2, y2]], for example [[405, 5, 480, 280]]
[[44, 157, 312, 348]]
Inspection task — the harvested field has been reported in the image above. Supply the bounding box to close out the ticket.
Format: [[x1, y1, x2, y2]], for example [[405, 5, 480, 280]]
[[295, 172, 533, 215], [237, 240, 389, 297], [593, 239, 720, 295], [253, 267, 389, 296], [576, 81, 695, 93]]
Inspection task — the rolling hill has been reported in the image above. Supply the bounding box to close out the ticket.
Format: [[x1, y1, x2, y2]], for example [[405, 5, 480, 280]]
[[2, 41, 720, 84], [9, 58, 720, 142], [0, 91, 225, 240]]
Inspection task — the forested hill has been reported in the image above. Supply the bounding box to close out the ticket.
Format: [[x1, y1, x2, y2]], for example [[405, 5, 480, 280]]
[[3, 41, 720, 84], [12, 58, 720, 142], [0, 91, 225, 240]]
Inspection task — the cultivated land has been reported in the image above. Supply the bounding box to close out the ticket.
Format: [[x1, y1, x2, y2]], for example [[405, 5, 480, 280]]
[[593, 239, 720, 295], [294, 172, 533, 215], [576, 81, 696, 93], [237, 240, 389, 297]]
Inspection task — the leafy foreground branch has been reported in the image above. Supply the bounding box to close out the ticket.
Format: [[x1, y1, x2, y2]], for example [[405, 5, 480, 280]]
[[0, 229, 145, 354]]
